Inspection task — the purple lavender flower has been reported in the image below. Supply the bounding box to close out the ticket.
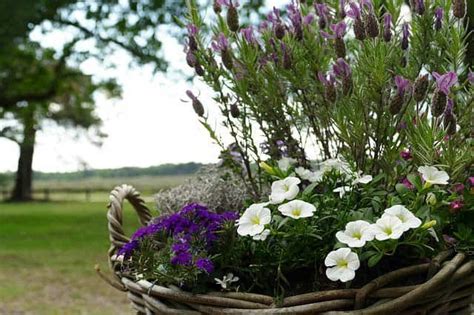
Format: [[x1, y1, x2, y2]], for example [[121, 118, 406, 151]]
[[314, 3, 330, 28], [468, 71, 474, 84], [195, 258, 214, 273], [287, 1, 303, 39], [303, 14, 315, 26], [394, 76, 411, 96], [318, 72, 336, 86], [383, 14, 392, 41], [434, 7, 443, 30], [339, 0, 347, 18], [414, 0, 425, 15], [360, 0, 374, 11], [401, 23, 410, 50], [346, 2, 362, 19], [332, 58, 351, 78], [322, 21, 347, 39], [211, 33, 229, 52], [187, 24, 198, 36], [432, 71, 458, 95], [241, 27, 256, 45], [267, 7, 280, 24]]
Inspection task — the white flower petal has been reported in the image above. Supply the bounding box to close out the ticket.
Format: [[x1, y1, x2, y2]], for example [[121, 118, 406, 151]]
[[278, 200, 316, 219]]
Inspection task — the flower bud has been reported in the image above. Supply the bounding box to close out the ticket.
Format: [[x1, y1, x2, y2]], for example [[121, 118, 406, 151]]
[[354, 18, 366, 41], [213, 0, 222, 14], [335, 38, 346, 58], [186, 91, 205, 117], [230, 103, 240, 118], [411, 0, 425, 15], [434, 7, 443, 31], [453, 0, 466, 19], [283, 51, 292, 70], [389, 94, 404, 115], [383, 14, 392, 42], [449, 200, 463, 214], [432, 90, 447, 117], [259, 162, 277, 175], [194, 63, 205, 76], [186, 51, 197, 68], [221, 49, 233, 70], [274, 23, 286, 39], [426, 192, 437, 206], [365, 12, 379, 38], [443, 111, 457, 136], [421, 220, 437, 229], [188, 36, 198, 52], [413, 74, 429, 102], [227, 4, 239, 32], [342, 76, 352, 96]]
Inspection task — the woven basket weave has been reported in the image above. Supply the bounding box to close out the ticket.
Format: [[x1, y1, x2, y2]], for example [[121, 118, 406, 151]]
[[100, 184, 474, 314]]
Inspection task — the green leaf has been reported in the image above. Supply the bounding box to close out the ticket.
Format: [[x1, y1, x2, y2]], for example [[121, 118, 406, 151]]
[[367, 252, 383, 268], [277, 217, 290, 230], [302, 182, 318, 197], [359, 250, 377, 262], [407, 174, 423, 191], [395, 183, 409, 195]]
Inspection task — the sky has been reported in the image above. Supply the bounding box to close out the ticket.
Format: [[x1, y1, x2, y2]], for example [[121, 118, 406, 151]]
[[0, 17, 229, 172]]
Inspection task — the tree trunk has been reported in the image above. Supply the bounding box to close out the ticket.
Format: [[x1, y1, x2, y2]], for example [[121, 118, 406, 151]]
[[11, 110, 36, 202]]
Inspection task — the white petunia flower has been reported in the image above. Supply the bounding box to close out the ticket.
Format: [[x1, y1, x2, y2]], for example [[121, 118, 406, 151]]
[[252, 229, 270, 241], [333, 186, 352, 198], [278, 200, 316, 219], [418, 166, 449, 186], [370, 215, 405, 241], [237, 203, 271, 236], [383, 205, 422, 232], [325, 248, 360, 282], [215, 273, 239, 290], [269, 176, 301, 204], [295, 167, 324, 183], [278, 157, 297, 171], [353, 172, 373, 185], [336, 220, 374, 248], [321, 158, 352, 175]]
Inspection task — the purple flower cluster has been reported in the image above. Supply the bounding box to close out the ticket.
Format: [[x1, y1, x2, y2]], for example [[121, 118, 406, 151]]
[[118, 203, 238, 274]]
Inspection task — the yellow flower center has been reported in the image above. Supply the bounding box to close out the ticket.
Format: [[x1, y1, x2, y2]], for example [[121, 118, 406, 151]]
[[397, 215, 407, 223], [337, 260, 348, 268], [383, 227, 393, 235], [291, 208, 302, 217], [251, 215, 261, 225], [352, 232, 362, 240], [283, 184, 289, 192]]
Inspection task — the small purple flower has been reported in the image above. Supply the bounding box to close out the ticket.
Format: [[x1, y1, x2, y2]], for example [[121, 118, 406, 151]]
[[434, 7, 443, 30], [469, 177, 474, 186], [395, 75, 411, 96], [267, 7, 281, 24], [443, 234, 457, 246], [241, 27, 256, 44], [400, 150, 412, 160], [432, 71, 458, 95], [468, 71, 474, 84], [449, 200, 463, 214], [451, 183, 465, 194], [211, 33, 229, 52], [332, 58, 351, 78], [303, 14, 315, 26], [346, 2, 362, 19], [401, 177, 414, 189], [287, 1, 303, 39], [118, 240, 139, 259], [322, 21, 347, 39], [195, 258, 214, 273]]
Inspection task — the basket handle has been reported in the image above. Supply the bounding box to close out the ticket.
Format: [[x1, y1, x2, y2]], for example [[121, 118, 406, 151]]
[[107, 184, 152, 268]]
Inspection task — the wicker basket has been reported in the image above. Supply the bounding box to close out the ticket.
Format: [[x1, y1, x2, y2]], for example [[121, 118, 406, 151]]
[[99, 184, 474, 314]]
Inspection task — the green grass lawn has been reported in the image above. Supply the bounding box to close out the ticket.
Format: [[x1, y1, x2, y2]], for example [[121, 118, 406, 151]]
[[0, 201, 158, 315]]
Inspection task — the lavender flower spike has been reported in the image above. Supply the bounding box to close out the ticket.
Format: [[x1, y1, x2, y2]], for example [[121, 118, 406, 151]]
[[468, 71, 474, 84], [383, 14, 392, 42], [395, 76, 411, 96], [434, 7, 443, 30], [346, 2, 361, 19], [241, 27, 256, 44], [333, 58, 351, 78], [321, 22, 346, 39], [339, 0, 347, 18], [432, 71, 458, 95], [401, 23, 410, 50]]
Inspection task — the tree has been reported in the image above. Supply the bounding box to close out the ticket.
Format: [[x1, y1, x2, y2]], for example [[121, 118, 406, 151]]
[[0, 0, 265, 201]]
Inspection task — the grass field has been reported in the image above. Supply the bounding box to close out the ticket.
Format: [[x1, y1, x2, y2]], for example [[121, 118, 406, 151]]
[[0, 201, 159, 315]]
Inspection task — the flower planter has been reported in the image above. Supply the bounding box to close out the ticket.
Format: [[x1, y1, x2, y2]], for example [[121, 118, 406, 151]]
[[100, 185, 474, 314]]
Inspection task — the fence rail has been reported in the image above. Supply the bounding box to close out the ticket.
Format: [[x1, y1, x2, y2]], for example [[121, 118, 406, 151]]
[[0, 188, 156, 202]]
